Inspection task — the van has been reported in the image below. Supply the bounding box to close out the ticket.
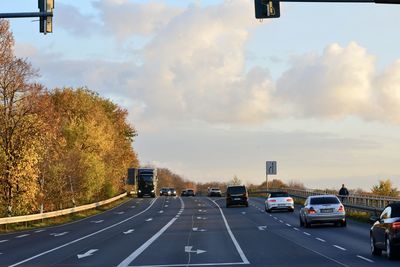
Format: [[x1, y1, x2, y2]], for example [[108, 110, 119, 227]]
[[226, 185, 248, 208]]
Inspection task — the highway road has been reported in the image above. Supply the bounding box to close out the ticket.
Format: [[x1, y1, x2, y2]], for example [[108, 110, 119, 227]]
[[0, 196, 398, 267]]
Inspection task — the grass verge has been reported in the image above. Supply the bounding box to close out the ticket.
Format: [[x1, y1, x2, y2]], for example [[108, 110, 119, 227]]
[[0, 196, 132, 234]]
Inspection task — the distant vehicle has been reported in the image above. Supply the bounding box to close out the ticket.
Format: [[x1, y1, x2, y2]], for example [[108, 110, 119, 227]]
[[226, 185, 248, 208], [128, 168, 157, 198], [299, 195, 346, 227], [370, 202, 400, 259], [208, 188, 222, 197], [160, 187, 170, 196], [180, 190, 186, 196], [169, 187, 177, 196], [182, 189, 195, 197], [265, 192, 294, 212]]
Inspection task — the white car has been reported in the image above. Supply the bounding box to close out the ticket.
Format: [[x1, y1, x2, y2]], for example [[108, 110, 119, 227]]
[[265, 192, 294, 212]]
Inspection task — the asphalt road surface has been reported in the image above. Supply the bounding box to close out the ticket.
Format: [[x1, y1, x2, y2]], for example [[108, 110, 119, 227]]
[[0, 196, 398, 267]]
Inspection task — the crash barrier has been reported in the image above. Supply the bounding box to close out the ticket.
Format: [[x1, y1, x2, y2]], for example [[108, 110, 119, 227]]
[[0, 192, 129, 225], [250, 188, 400, 215]]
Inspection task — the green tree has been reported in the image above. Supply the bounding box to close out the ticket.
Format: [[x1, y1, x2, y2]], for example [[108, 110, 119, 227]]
[[371, 179, 399, 197]]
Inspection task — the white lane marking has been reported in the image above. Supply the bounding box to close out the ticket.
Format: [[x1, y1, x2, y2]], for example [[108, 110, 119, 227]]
[[146, 218, 153, 222], [258, 226, 267, 231], [241, 212, 246, 215], [117, 198, 184, 267], [50, 232, 68, 237], [126, 262, 249, 267], [279, 220, 283, 223], [293, 228, 299, 231], [303, 232, 311, 236], [131, 206, 136, 209], [273, 217, 277, 220], [115, 211, 125, 215], [8, 198, 157, 267], [285, 223, 291, 227], [316, 238, 326, 243], [91, 220, 104, 224], [165, 205, 169, 207], [357, 255, 374, 263], [192, 227, 198, 231], [0, 240, 8, 243], [15, 234, 29, 238], [34, 229, 45, 233], [77, 249, 98, 259], [184, 246, 206, 254], [209, 198, 250, 264], [333, 245, 346, 251], [159, 211, 164, 214], [123, 229, 135, 234]]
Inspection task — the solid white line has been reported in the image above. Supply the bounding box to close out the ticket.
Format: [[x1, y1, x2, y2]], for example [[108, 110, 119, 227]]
[[316, 238, 326, 243], [209, 198, 250, 264], [128, 262, 249, 267], [333, 245, 346, 251], [8, 198, 158, 267], [303, 232, 311, 236], [117, 198, 184, 267], [15, 234, 29, 238], [356, 255, 374, 263]]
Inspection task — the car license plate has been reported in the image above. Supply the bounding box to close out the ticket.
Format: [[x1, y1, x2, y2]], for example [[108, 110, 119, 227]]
[[278, 204, 286, 206], [234, 198, 241, 200], [321, 209, 333, 213]]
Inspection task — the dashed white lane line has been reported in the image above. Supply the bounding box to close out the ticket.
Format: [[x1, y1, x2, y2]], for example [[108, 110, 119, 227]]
[[15, 234, 30, 238], [279, 220, 284, 223], [315, 238, 326, 243], [357, 255, 374, 263], [303, 232, 311, 236], [0, 240, 8, 243], [34, 229, 46, 233], [273, 217, 277, 220], [293, 228, 299, 231], [285, 223, 291, 227], [333, 245, 346, 251]]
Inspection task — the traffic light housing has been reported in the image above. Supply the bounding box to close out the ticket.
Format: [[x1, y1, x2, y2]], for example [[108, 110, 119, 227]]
[[255, 0, 280, 19], [38, 0, 54, 34]]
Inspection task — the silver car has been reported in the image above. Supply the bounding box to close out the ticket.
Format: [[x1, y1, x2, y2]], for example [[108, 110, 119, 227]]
[[299, 195, 346, 227]]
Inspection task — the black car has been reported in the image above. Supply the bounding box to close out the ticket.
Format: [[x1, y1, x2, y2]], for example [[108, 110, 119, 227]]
[[370, 202, 400, 259], [226, 185, 248, 208], [169, 187, 177, 196], [159, 187, 170, 196], [180, 190, 186, 196], [183, 189, 195, 196]]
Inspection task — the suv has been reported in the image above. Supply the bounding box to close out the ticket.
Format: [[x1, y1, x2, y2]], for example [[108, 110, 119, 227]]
[[226, 185, 248, 208]]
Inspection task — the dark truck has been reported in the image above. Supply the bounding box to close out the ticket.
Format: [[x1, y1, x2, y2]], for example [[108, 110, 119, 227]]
[[127, 168, 157, 198]]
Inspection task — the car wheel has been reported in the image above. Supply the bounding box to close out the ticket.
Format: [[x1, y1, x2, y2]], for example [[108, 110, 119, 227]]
[[370, 235, 382, 256], [386, 236, 398, 260], [299, 216, 304, 227], [304, 219, 311, 228], [341, 220, 347, 227], [289, 208, 294, 212]]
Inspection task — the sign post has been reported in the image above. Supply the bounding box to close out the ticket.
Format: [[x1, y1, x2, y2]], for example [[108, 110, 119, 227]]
[[265, 161, 277, 191]]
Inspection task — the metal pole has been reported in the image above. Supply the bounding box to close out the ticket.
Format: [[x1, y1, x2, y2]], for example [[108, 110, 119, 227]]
[[266, 173, 269, 192], [0, 12, 52, 19]]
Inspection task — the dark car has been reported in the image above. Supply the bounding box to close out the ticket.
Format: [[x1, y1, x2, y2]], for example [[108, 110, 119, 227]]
[[180, 190, 186, 196], [226, 185, 248, 208], [184, 189, 195, 196], [370, 202, 400, 259], [169, 187, 177, 196], [159, 187, 170, 196]]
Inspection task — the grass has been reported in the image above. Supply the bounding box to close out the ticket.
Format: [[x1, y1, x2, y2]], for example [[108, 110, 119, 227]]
[[0, 196, 132, 234]]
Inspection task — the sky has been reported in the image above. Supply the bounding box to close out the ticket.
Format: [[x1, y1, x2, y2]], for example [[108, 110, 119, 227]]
[[2, 0, 400, 191]]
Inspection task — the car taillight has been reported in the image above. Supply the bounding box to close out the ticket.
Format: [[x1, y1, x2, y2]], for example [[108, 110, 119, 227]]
[[286, 198, 293, 202], [393, 222, 400, 230], [268, 199, 276, 202], [338, 205, 344, 212], [307, 207, 316, 214]]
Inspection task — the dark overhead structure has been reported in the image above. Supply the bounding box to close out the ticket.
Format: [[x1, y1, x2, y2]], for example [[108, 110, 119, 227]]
[[0, 0, 54, 34], [255, 0, 400, 19]]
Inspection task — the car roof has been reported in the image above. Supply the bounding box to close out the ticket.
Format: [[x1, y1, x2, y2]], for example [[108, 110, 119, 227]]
[[308, 195, 337, 198]]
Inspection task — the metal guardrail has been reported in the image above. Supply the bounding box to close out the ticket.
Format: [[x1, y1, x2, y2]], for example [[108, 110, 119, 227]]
[[250, 187, 400, 214], [0, 192, 128, 225]]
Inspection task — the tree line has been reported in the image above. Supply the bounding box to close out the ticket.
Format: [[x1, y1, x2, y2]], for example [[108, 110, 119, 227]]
[[0, 20, 138, 216]]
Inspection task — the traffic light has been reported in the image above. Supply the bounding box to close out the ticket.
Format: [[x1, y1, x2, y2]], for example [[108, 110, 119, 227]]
[[38, 0, 54, 34], [255, 0, 280, 19]]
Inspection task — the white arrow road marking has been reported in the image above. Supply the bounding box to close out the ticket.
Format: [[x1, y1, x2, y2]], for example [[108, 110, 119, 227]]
[[77, 249, 98, 259], [115, 211, 125, 215], [258, 226, 267, 231], [91, 220, 104, 224], [16, 234, 29, 238], [123, 229, 135, 234], [159, 210, 164, 213], [146, 218, 153, 222], [0, 240, 9, 243], [184, 246, 206, 255], [50, 232, 68, 237], [34, 229, 45, 233]]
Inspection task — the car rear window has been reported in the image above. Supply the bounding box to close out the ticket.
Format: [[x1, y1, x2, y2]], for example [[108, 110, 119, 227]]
[[391, 204, 400, 217], [227, 186, 246, 194], [270, 192, 289, 198], [187, 189, 194, 193], [310, 197, 339, 205]]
